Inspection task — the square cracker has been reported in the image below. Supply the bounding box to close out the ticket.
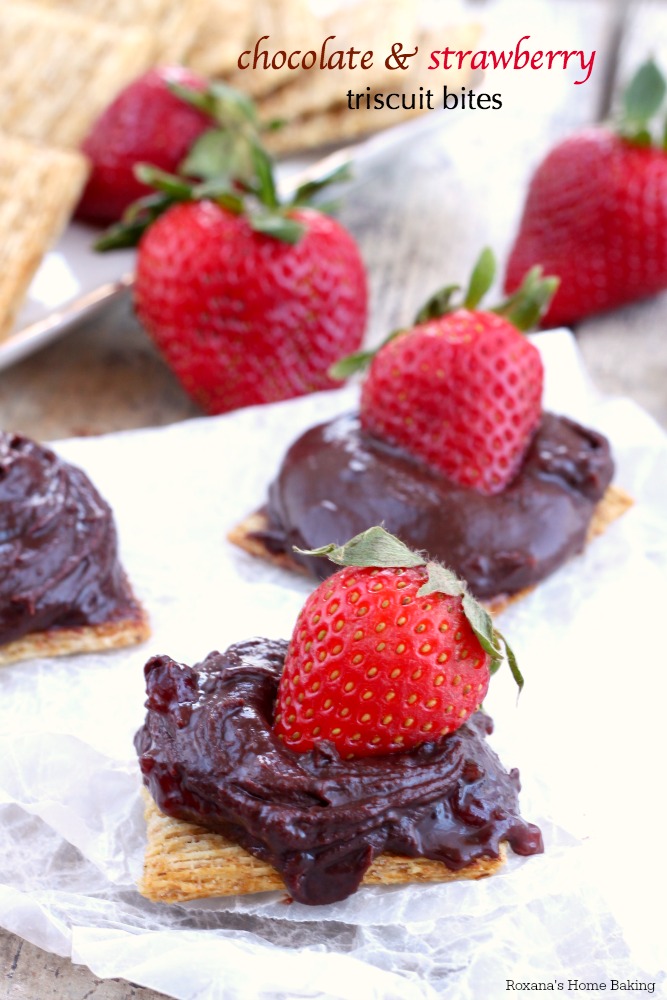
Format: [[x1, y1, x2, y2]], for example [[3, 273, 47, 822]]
[[0, 133, 88, 341], [0, 609, 151, 667], [254, 0, 420, 126], [0, 2, 154, 147], [189, 0, 320, 92], [187, 0, 259, 79], [227, 484, 635, 615], [25, 0, 209, 63], [261, 20, 481, 154], [139, 791, 505, 903]]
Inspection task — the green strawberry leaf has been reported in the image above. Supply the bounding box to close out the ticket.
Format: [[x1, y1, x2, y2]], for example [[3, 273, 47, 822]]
[[134, 164, 194, 199], [622, 59, 666, 128], [249, 210, 304, 243], [295, 526, 427, 568], [496, 631, 524, 692], [463, 247, 496, 309], [169, 79, 258, 130], [289, 162, 353, 207], [296, 526, 523, 695], [328, 347, 377, 380], [413, 283, 461, 323], [93, 214, 153, 251], [494, 265, 560, 331], [93, 191, 176, 250], [417, 562, 466, 599], [180, 128, 252, 184], [248, 139, 279, 209], [328, 329, 403, 380], [94, 78, 358, 253], [191, 180, 244, 209]]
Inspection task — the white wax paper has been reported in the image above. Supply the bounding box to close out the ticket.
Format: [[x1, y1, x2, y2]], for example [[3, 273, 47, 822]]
[[0, 330, 665, 999]]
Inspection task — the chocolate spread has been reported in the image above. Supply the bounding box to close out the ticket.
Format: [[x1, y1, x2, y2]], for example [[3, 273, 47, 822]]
[[135, 638, 543, 906], [0, 431, 139, 647], [261, 412, 614, 599]]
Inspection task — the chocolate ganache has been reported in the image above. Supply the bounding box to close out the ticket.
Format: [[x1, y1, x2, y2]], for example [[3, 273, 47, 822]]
[[135, 638, 543, 906], [0, 431, 139, 647], [262, 411, 614, 599]]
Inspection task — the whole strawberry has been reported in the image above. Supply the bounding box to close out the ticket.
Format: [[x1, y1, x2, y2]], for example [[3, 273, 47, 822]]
[[336, 250, 557, 496], [96, 85, 367, 413], [76, 66, 211, 225], [135, 202, 367, 412], [274, 526, 521, 757], [505, 59, 667, 327]]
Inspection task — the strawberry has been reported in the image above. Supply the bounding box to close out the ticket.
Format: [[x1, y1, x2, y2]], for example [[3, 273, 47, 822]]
[[134, 202, 367, 412], [96, 85, 367, 414], [505, 59, 667, 327], [334, 249, 557, 496], [76, 66, 212, 225], [274, 527, 521, 757]]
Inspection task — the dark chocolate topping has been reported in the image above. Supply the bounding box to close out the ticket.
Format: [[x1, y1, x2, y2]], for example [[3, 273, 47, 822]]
[[0, 431, 138, 646], [135, 638, 543, 906], [262, 412, 614, 599]]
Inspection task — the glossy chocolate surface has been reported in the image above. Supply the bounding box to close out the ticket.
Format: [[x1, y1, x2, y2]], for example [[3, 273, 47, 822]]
[[0, 431, 138, 646], [135, 638, 543, 906], [262, 412, 614, 598]]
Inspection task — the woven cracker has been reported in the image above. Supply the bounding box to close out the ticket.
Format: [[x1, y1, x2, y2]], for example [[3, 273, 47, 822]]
[[187, 0, 258, 79], [260, 20, 480, 153], [190, 0, 321, 94], [0, 606, 150, 667], [0, 2, 154, 147], [27, 0, 209, 63], [227, 484, 634, 611], [140, 790, 505, 903], [586, 483, 634, 540], [0, 133, 88, 340], [255, 0, 420, 126]]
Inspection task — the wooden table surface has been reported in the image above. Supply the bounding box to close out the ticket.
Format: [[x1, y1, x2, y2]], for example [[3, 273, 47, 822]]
[[2, 1, 666, 997]]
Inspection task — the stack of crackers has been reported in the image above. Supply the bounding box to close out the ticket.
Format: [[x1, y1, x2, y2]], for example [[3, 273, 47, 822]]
[[0, 0, 478, 341]]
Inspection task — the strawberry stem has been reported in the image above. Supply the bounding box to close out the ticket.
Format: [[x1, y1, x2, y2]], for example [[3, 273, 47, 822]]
[[330, 248, 558, 379], [462, 246, 495, 309], [413, 284, 461, 324], [493, 265, 560, 332], [95, 80, 351, 252], [296, 527, 522, 692], [615, 58, 667, 147], [296, 525, 425, 568]]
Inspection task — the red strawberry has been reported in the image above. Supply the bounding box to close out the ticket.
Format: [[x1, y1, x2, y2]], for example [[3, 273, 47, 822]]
[[134, 201, 367, 412], [343, 250, 557, 496], [76, 66, 211, 225], [274, 527, 520, 757], [505, 59, 667, 327], [96, 85, 367, 414]]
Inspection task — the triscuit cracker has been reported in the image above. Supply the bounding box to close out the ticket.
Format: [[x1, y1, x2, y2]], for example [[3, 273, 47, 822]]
[[255, 0, 420, 126], [27, 0, 209, 64], [261, 20, 481, 154], [191, 0, 321, 93], [0, 1, 154, 147], [586, 483, 634, 541], [0, 607, 151, 667], [0, 133, 88, 340], [187, 0, 267, 80], [227, 485, 634, 611], [140, 790, 505, 903]]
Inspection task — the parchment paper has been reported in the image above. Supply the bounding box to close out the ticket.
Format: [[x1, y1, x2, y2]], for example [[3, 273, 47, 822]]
[[0, 330, 665, 999]]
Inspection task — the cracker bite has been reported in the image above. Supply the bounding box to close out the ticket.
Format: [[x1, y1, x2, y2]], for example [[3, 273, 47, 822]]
[[136, 528, 542, 907], [0, 431, 149, 666], [0, 134, 88, 341], [229, 250, 633, 608]]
